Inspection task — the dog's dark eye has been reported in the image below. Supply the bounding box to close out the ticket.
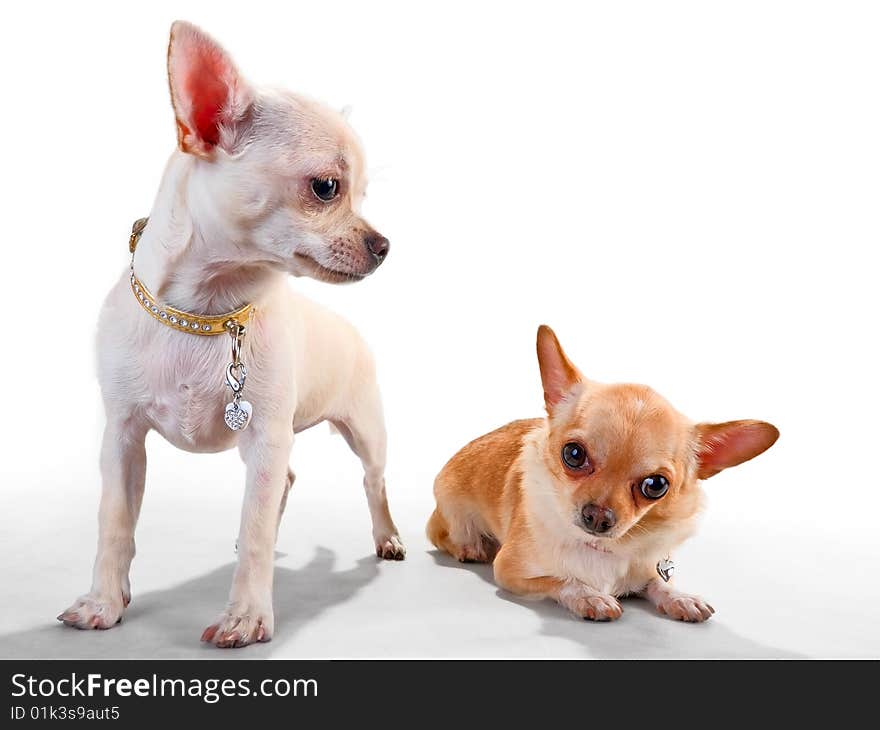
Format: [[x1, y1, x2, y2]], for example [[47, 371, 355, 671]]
[[311, 178, 339, 202], [562, 442, 589, 470], [640, 475, 669, 500]]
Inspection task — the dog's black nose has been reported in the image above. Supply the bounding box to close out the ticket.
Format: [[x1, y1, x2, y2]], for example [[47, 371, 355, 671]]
[[582, 503, 616, 534], [365, 233, 390, 264]]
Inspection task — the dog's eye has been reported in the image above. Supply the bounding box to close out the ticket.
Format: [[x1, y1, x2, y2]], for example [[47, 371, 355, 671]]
[[562, 442, 589, 470], [311, 178, 339, 202], [640, 475, 669, 500]]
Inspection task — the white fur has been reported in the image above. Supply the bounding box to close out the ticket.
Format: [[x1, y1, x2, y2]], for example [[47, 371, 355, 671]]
[[59, 22, 403, 648]]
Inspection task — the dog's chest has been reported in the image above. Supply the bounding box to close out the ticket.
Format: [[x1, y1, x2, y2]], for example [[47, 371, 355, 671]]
[[140, 335, 240, 453], [555, 544, 634, 595]]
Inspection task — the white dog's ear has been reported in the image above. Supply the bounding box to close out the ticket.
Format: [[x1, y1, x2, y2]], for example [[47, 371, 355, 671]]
[[167, 21, 255, 158]]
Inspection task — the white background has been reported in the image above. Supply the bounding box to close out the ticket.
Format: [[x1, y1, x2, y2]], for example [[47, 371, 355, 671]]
[[1, 1, 877, 657]]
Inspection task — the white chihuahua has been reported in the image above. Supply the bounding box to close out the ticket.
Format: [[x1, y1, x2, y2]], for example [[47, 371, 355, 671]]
[[58, 21, 404, 648]]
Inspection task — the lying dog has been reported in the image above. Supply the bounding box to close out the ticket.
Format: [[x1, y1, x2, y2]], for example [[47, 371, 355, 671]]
[[59, 21, 404, 648], [428, 325, 778, 622]]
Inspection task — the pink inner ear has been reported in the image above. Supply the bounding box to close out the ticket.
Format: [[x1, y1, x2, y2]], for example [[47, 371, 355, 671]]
[[697, 421, 778, 479], [536, 328, 581, 410], [185, 52, 229, 147]]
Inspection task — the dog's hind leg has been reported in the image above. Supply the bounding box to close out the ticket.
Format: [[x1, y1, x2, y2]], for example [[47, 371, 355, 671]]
[[276, 467, 295, 540], [332, 386, 405, 560], [426, 508, 474, 559], [428, 469, 498, 563], [59, 416, 148, 630], [427, 505, 496, 563]]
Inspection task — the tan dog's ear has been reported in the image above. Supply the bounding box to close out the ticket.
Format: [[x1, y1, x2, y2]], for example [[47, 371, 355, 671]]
[[694, 420, 779, 479], [167, 21, 254, 158], [536, 325, 583, 412]]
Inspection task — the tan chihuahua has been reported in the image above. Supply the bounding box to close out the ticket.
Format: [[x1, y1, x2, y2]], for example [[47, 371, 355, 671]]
[[428, 325, 778, 622]]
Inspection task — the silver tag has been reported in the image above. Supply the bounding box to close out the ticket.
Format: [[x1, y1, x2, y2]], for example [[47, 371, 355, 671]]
[[224, 399, 252, 431], [656, 557, 675, 582]]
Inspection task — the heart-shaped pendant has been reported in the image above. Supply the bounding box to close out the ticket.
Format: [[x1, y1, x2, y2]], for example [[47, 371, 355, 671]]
[[656, 557, 675, 583], [224, 399, 253, 431]]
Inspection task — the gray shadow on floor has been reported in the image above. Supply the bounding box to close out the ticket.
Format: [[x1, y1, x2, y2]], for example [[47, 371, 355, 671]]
[[0, 547, 379, 659], [429, 551, 801, 658]]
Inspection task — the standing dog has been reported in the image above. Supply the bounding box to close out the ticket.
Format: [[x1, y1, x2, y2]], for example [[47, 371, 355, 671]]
[[428, 326, 778, 622], [59, 21, 404, 648]]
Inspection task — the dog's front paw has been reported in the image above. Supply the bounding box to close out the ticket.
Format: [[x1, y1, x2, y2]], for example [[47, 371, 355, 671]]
[[201, 605, 274, 648], [572, 594, 623, 622], [558, 583, 623, 621], [58, 593, 127, 630], [656, 593, 715, 623], [375, 534, 406, 561]]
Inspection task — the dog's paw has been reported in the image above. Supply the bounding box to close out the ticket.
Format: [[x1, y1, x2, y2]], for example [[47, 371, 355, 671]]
[[201, 606, 274, 648], [375, 534, 406, 561], [455, 543, 489, 563], [559, 583, 623, 621], [573, 594, 623, 622], [58, 593, 127, 630], [656, 593, 715, 623], [451, 535, 499, 563]]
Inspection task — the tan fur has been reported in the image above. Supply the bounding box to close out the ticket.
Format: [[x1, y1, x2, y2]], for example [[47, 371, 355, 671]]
[[428, 419, 540, 560], [428, 325, 779, 623]]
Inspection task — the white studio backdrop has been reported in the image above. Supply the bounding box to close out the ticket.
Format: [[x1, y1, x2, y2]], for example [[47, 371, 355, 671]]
[[0, 1, 877, 656]]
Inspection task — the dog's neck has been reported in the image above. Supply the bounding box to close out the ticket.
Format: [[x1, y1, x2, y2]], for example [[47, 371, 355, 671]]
[[132, 152, 283, 315]]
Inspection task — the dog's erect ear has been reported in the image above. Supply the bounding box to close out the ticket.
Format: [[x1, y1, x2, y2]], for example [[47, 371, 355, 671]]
[[694, 420, 779, 479], [167, 21, 254, 158], [536, 325, 583, 412]]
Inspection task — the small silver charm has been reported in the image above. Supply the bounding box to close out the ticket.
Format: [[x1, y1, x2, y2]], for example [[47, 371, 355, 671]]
[[656, 556, 675, 582], [223, 322, 253, 432], [224, 399, 252, 431]]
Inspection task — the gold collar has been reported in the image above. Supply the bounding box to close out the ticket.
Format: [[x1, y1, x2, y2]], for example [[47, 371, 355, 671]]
[[128, 218, 254, 336]]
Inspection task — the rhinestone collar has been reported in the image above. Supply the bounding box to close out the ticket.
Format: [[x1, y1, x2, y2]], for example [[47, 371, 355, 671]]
[[128, 218, 254, 335]]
